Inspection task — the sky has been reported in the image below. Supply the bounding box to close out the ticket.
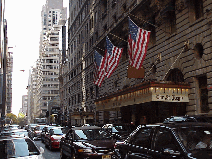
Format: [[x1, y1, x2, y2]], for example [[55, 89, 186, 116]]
[[5, 0, 69, 116]]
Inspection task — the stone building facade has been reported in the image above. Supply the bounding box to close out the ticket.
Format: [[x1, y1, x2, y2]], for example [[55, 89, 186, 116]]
[[61, 0, 212, 126]]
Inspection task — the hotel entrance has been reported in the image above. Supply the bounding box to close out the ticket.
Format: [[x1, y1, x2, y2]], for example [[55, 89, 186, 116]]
[[120, 101, 187, 126], [95, 81, 190, 126]]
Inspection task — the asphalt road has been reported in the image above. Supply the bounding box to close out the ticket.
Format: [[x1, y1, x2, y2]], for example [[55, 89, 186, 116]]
[[34, 140, 60, 159]]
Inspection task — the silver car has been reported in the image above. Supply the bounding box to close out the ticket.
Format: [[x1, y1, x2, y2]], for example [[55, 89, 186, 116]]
[[0, 136, 44, 159]]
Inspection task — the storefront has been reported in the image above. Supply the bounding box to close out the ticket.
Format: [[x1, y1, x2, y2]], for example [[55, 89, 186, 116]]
[[95, 81, 190, 125], [70, 112, 94, 126]]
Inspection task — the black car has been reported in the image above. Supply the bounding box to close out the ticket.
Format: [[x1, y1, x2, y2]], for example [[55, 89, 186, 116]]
[[60, 126, 119, 159], [28, 124, 38, 139], [41, 125, 55, 143], [31, 125, 47, 140], [163, 115, 212, 123], [115, 122, 212, 159]]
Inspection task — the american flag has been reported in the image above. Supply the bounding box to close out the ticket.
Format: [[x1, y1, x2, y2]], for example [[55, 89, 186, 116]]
[[128, 18, 151, 69], [93, 50, 107, 87], [106, 36, 123, 78]]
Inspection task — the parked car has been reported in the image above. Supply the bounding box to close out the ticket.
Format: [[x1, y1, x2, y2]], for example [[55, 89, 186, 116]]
[[163, 115, 212, 123], [28, 124, 38, 139], [31, 125, 47, 140], [0, 136, 44, 159], [102, 123, 136, 140], [114, 122, 212, 159], [41, 125, 55, 143], [44, 127, 68, 150], [11, 129, 28, 138], [8, 124, 19, 130], [60, 126, 119, 159]]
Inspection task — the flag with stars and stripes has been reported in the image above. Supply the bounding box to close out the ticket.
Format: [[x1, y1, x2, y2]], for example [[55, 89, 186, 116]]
[[106, 36, 123, 78], [93, 50, 107, 87], [128, 17, 151, 69]]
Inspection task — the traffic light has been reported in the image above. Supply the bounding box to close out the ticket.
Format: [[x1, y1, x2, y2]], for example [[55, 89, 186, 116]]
[[46, 111, 49, 118]]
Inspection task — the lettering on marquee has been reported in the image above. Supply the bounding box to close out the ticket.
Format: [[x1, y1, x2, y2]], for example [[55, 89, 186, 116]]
[[155, 94, 184, 101]]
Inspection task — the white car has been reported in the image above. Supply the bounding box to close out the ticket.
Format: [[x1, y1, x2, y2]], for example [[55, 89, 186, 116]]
[[9, 124, 19, 130], [0, 136, 44, 159], [11, 129, 29, 137]]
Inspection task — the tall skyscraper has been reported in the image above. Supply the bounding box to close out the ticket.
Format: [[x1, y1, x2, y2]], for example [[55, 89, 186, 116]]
[[36, 0, 67, 117]]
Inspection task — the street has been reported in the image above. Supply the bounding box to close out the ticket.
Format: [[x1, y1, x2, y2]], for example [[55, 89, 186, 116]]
[[34, 140, 60, 159]]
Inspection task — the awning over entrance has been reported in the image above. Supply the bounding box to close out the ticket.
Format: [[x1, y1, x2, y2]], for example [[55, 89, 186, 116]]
[[70, 112, 94, 120], [95, 81, 190, 111]]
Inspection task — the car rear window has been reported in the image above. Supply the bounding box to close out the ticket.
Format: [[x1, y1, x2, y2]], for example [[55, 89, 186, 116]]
[[0, 138, 40, 158]]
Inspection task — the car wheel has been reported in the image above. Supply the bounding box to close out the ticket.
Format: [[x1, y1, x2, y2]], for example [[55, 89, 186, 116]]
[[49, 141, 52, 151], [71, 151, 77, 159], [44, 139, 48, 147]]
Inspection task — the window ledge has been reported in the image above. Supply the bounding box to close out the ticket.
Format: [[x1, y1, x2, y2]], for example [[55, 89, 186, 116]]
[[189, 17, 204, 27]]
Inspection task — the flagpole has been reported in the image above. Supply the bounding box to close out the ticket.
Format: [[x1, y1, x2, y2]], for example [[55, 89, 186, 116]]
[[140, 58, 160, 83], [129, 13, 171, 35], [108, 33, 128, 43], [95, 46, 105, 52], [161, 40, 189, 81]]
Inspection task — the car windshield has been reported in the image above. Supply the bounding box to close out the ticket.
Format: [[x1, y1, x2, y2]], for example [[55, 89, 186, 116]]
[[74, 129, 112, 140], [0, 138, 40, 158], [53, 129, 63, 135], [47, 126, 55, 131], [176, 127, 212, 150], [34, 125, 46, 131]]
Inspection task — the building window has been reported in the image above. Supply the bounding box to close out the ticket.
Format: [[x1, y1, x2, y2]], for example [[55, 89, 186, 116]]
[[161, 0, 176, 34], [95, 86, 99, 98], [90, 87, 94, 99], [198, 75, 209, 113], [189, 0, 203, 23], [113, 13, 117, 23], [95, 11, 98, 23], [90, 72, 93, 81], [112, 0, 117, 8], [103, 24, 107, 31], [194, 43, 204, 59], [86, 89, 89, 100], [95, 31, 98, 42], [74, 95, 77, 104], [166, 68, 184, 82], [78, 93, 81, 103], [71, 96, 74, 105]]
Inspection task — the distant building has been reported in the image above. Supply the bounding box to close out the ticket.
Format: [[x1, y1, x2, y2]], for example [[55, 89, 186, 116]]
[[22, 95, 28, 115], [6, 46, 13, 114], [29, 0, 67, 119], [0, 0, 8, 122]]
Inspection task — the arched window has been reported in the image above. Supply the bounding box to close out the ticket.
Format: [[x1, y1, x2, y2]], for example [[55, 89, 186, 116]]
[[166, 68, 184, 82]]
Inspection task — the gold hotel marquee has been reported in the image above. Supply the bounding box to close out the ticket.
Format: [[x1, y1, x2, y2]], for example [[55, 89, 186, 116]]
[[95, 81, 190, 111]]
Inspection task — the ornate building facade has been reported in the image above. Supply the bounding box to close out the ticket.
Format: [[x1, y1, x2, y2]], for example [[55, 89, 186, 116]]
[[60, 0, 212, 126]]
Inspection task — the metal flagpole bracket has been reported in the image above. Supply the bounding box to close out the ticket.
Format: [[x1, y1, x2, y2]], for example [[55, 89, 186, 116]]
[[184, 40, 189, 51]]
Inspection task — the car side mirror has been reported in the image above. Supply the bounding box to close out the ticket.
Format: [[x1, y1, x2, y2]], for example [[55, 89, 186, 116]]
[[163, 148, 180, 156], [40, 147, 44, 154]]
